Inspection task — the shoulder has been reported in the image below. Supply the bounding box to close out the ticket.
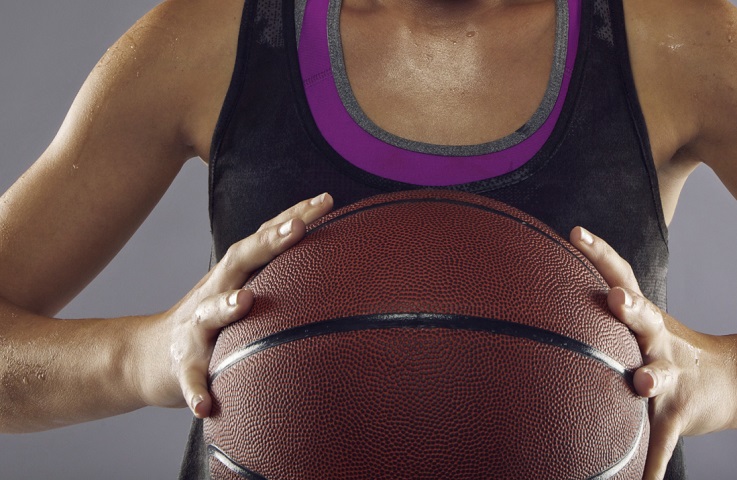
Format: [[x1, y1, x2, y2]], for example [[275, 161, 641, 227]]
[[622, 0, 737, 189], [98, 0, 247, 160], [622, 0, 735, 40], [622, 0, 737, 113]]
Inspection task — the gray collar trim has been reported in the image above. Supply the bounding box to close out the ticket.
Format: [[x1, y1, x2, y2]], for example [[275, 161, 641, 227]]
[[296, 0, 569, 156]]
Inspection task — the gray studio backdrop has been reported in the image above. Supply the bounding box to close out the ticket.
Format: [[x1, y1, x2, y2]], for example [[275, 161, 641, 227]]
[[0, 1, 735, 478]]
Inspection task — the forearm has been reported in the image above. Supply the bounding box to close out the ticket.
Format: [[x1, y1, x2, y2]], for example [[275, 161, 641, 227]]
[[720, 333, 737, 431], [0, 195, 332, 432], [0, 297, 157, 433]]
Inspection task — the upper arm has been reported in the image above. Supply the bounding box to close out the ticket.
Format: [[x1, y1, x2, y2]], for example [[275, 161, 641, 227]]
[[649, 0, 737, 197], [667, 0, 737, 197], [623, 0, 737, 202], [0, 0, 240, 316]]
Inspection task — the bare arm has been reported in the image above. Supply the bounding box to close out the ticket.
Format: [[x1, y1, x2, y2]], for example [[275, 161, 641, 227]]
[[0, 0, 335, 433], [0, 0, 204, 432], [623, 0, 737, 223], [680, 1, 737, 197], [576, 2, 737, 478]]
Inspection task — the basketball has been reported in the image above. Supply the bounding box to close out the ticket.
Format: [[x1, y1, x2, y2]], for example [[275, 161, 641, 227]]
[[204, 189, 648, 479]]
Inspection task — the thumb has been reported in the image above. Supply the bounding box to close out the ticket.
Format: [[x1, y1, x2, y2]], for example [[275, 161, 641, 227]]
[[643, 415, 682, 480], [181, 365, 213, 419]]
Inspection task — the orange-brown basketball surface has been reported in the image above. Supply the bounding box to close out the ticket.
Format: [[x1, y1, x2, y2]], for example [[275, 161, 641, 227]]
[[204, 189, 648, 480]]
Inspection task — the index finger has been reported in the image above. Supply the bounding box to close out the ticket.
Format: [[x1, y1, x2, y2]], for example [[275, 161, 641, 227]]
[[570, 226, 643, 295], [210, 193, 334, 290], [257, 192, 333, 232]]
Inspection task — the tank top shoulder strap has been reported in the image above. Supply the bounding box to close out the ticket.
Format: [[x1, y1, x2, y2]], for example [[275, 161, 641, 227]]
[[605, 0, 668, 245]]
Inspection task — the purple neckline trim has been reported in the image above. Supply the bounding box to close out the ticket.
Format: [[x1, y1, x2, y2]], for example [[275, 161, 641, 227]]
[[298, 0, 581, 186]]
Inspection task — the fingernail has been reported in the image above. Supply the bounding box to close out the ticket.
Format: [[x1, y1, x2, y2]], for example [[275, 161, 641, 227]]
[[227, 290, 240, 307], [278, 219, 294, 237], [622, 289, 633, 308], [192, 395, 204, 414], [644, 369, 658, 390], [310, 193, 327, 206], [580, 228, 594, 245]]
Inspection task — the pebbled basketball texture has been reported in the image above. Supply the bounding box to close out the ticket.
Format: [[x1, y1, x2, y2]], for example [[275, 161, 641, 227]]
[[204, 189, 649, 480]]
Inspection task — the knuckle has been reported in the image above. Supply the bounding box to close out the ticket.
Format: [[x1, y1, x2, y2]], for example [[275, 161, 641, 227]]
[[627, 289, 643, 312], [646, 302, 666, 328], [625, 274, 640, 292], [257, 226, 279, 250], [599, 243, 617, 263], [281, 201, 309, 222], [221, 244, 239, 270], [193, 303, 210, 326], [225, 242, 238, 258], [641, 341, 655, 357], [589, 239, 609, 262], [220, 236, 254, 273], [257, 220, 270, 233], [623, 262, 637, 283], [292, 200, 309, 214]]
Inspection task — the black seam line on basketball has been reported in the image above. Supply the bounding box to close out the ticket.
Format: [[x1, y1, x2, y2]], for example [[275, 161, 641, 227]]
[[306, 197, 606, 289], [586, 401, 648, 480], [210, 312, 631, 384], [207, 444, 268, 480]]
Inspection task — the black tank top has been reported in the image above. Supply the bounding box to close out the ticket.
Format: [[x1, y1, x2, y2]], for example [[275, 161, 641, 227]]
[[179, 0, 685, 477]]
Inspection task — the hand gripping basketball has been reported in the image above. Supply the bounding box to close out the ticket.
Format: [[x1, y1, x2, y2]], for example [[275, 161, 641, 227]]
[[135, 193, 333, 418], [204, 190, 651, 479], [571, 226, 737, 480]]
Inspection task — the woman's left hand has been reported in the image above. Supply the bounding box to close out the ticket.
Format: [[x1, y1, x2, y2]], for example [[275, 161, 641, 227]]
[[570, 226, 737, 480]]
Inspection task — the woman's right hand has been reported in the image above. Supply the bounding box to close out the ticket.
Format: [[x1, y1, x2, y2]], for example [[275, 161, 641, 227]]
[[0, 0, 334, 433], [133, 193, 333, 418]]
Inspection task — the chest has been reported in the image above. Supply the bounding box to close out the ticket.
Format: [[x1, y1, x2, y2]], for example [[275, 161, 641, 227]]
[[336, 0, 694, 224], [339, 1, 556, 146], [207, 0, 671, 310]]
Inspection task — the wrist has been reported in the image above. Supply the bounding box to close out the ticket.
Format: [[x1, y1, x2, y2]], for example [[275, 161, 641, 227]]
[[125, 310, 182, 409], [722, 333, 737, 430]]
